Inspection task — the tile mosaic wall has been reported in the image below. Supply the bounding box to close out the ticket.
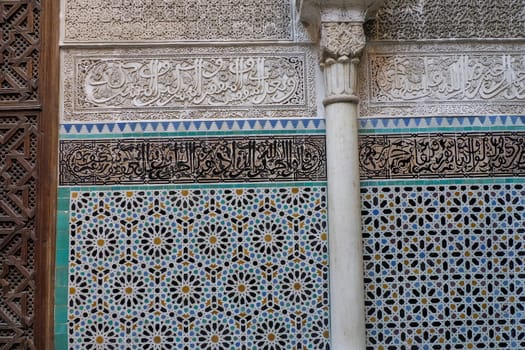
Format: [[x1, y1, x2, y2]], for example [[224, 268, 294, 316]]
[[55, 119, 330, 349], [359, 116, 525, 349]]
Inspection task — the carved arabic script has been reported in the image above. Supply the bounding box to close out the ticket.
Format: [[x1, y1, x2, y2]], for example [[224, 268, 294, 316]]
[[359, 132, 525, 179], [370, 54, 525, 103], [59, 135, 327, 185], [78, 56, 305, 109]]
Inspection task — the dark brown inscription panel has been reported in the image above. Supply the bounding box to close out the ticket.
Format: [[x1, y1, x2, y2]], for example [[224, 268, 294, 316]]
[[60, 135, 327, 185], [360, 132, 525, 179]]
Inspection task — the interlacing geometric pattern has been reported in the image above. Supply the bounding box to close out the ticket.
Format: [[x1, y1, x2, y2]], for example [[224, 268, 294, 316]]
[[362, 183, 525, 349], [0, 114, 39, 348], [0, 0, 40, 103], [67, 186, 330, 349], [366, 0, 525, 40]]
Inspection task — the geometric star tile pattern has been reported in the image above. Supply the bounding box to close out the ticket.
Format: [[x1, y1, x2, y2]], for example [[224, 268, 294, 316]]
[[67, 186, 329, 349], [362, 183, 525, 349]]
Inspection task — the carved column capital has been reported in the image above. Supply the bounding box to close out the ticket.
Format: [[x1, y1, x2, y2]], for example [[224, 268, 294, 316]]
[[298, 0, 385, 45], [298, 1, 385, 105], [321, 55, 360, 105], [320, 22, 366, 60]]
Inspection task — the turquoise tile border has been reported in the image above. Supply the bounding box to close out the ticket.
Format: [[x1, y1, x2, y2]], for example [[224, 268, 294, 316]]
[[361, 177, 525, 187], [60, 128, 326, 139], [58, 181, 327, 192], [59, 118, 326, 139], [55, 188, 72, 350], [358, 115, 525, 133]]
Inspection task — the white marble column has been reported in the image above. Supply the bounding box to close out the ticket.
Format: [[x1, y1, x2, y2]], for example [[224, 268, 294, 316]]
[[322, 22, 367, 350], [299, 2, 384, 349]]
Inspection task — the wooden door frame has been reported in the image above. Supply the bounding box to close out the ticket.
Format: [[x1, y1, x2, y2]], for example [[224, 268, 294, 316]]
[[35, 0, 59, 348]]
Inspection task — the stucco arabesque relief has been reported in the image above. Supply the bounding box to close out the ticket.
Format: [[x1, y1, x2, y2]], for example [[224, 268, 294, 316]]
[[359, 42, 525, 117], [366, 0, 525, 41], [321, 22, 367, 60], [62, 46, 319, 121], [62, 0, 313, 43]]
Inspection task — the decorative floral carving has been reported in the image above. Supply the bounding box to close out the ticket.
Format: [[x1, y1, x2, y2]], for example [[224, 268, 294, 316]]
[[321, 22, 366, 59], [366, 0, 525, 40], [64, 0, 295, 42]]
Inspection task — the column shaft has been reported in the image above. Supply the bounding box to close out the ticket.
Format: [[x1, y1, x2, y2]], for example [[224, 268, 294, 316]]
[[323, 56, 366, 349]]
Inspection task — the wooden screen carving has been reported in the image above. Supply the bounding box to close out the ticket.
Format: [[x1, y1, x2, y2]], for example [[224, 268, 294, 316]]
[[0, 113, 38, 348], [0, 0, 40, 104], [0, 0, 43, 348]]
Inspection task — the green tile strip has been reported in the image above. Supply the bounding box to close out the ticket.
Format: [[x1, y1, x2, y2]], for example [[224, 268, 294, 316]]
[[361, 177, 525, 187], [55, 188, 71, 350], [59, 128, 326, 139], [359, 125, 525, 134]]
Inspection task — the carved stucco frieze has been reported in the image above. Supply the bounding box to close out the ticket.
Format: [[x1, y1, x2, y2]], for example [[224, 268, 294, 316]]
[[366, 0, 525, 41], [63, 0, 304, 43], [321, 22, 366, 60], [62, 46, 319, 121], [359, 42, 525, 117]]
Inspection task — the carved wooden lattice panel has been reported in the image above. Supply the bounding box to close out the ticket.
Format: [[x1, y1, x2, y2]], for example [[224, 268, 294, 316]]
[[0, 113, 38, 349], [0, 0, 40, 104], [0, 0, 41, 348]]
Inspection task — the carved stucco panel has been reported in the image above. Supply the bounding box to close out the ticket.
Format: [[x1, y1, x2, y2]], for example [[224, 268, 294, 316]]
[[62, 0, 311, 43], [359, 42, 525, 117], [366, 0, 525, 41], [321, 22, 366, 59], [62, 46, 320, 121]]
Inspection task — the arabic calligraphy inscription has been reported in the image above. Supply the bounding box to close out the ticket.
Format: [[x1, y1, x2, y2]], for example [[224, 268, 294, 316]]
[[77, 55, 306, 110], [359, 132, 525, 179], [59, 135, 327, 185], [63, 46, 319, 121], [370, 53, 525, 103]]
